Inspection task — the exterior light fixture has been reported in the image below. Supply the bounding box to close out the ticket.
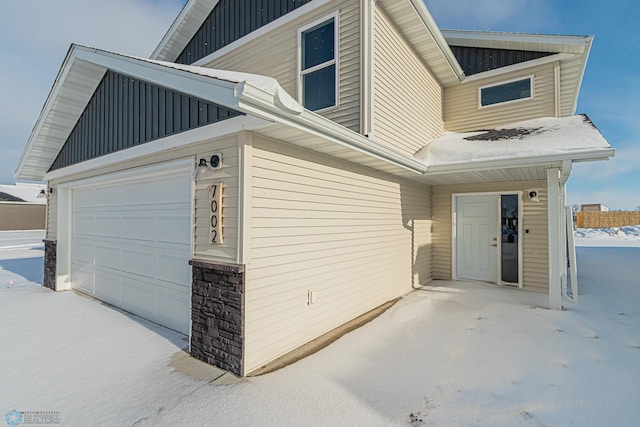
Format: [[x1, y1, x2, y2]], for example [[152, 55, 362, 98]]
[[37, 189, 47, 199], [194, 153, 222, 180]]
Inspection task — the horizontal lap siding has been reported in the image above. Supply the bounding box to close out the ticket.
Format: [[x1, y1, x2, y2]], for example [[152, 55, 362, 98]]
[[193, 137, 240, 263], [431, 181, 549, 291], [47, 191, 57, 240], [204, 0, 361, 132], [245, 137, 431, 373], [445, 63, 556, 132], [373, 6, 444, 157], [48, 134, 240, 265]]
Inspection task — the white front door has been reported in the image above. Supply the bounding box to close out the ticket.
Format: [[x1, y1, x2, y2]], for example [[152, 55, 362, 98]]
[[456, 195, 498, 282]]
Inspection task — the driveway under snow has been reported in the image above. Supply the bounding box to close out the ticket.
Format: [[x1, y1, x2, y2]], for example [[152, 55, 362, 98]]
[[0, 229, 639, 426]]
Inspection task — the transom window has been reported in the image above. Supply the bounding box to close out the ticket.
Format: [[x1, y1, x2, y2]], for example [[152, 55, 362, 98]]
[[299, 16, 337, 111], [480, 77, 533, 107]]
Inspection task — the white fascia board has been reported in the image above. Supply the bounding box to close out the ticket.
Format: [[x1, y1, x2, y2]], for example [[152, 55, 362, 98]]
[[236, 83, 427, 174], [423, 148, 615, 176], [14, 45, 79, 180], [43, 115, 269, 182], [408, 0, 465, 81], [193, 0, 330, 67], [571, 36, 593, 115], [461, 53, 578, 83], [73, 47, 239, 108], [151, 0, 220, 61], [441, 30, 590, 52]]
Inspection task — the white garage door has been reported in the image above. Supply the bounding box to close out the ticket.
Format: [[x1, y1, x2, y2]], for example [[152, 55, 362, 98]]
[[71, 169, 192, 334]]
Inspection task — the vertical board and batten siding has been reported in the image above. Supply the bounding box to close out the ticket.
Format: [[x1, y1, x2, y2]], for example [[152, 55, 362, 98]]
[[444, 62, 556, 132], [450, 46, 552, 76], [47, 134, 241, 265], [176, 0, 314, 65], [244, 136, 431, 373], [431, 181, 549, 292], [202, 0, 361, 132], [372, 6, 444, 157], [49, 69, 242, 172]]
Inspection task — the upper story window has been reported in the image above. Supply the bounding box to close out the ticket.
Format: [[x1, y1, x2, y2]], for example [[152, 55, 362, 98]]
[[479, 77, 533, 108], [299, 15, 338, 111]]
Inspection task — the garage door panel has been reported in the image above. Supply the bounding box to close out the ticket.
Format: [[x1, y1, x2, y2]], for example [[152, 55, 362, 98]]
[[157, 287, 190, 333], [71, 167, 192, 335], [157, 216, 191, 244], [94, 270, 122, 306], [121, 216, 156, 241], [94, 216, 122, 238], [122, 249, 156, 279], [157, 254, 191, 285], [121, 278, 156, 319], [95, 245, 121, 269]]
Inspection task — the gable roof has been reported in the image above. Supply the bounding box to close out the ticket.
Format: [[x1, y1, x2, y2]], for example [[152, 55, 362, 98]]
[[442, 30, 593, 115], [152, 0, 465, 86], [15, 45, 427, 182]]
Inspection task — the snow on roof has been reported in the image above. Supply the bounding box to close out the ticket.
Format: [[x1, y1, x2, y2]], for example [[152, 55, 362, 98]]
[[0, 184, 46, 204], [143, 57, 303, 114], [414, 115, 611, 167]]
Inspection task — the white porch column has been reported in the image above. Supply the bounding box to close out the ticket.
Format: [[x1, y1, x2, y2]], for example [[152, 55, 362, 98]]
[[547, 168, 562, 309]]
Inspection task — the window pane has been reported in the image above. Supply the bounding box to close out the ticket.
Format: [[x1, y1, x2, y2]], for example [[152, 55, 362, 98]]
[[302, 20, 334, 70], [303, 65, 336, 111], [481, 79, 531, 106]]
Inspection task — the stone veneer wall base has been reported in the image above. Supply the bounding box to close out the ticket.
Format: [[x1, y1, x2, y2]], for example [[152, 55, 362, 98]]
[[43, 240, 57, 291], [189, 259, 245, 376]]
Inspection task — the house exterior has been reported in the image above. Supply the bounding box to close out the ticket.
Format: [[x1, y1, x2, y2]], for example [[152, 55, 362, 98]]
[[0, 184, 46, 231], [15, 0, 614, 376], [581, 203, 609, 212]]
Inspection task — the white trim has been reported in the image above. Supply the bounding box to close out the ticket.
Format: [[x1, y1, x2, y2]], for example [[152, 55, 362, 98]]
[[452, 191, 523, 288], [43, 115, 269, 182], [547, 168, 562, 309], [423, 148, 615, 176], [191, 0, 331, 67], [478, 75, 534, 109], [237, 131, 253, 265], [407, 0, 465, 81], [441, 30, 591, 50], [462, 53, 577, 84], [297, 12, 340, 112]]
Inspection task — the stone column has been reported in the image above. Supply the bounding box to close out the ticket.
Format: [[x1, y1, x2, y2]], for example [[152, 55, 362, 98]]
[[189, 260, 245, 376], [43, 240, 57, 291]]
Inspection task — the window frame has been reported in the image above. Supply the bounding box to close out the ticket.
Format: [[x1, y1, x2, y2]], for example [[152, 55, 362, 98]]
[[297, 12, 340, 112], [478, 75, 534, 109]]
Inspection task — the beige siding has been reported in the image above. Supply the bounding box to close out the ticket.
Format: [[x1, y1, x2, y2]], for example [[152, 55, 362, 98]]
[[46, 190, 57, 239], [48, 134, 240, 265], [445, 63, 556, 132], [372, 5, 444, 157], [244, 136, 431, 373], [203, 0, 361, 132], [431, 181, 549, 292]]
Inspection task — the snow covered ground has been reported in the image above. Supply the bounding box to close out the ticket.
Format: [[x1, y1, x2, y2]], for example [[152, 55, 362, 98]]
[[0, 228, 638, 426]]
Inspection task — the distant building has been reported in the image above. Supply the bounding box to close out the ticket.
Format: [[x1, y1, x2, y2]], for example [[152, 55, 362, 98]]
[[581, 204, 609, 212], [0, 183, 46, 231]]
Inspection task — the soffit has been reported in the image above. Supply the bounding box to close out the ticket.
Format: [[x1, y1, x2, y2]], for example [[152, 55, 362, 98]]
[[377, 0, 464, 87]]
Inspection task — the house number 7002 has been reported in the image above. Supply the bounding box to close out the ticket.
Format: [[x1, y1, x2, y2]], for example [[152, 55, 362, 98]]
[[208, 183, 223, 244]]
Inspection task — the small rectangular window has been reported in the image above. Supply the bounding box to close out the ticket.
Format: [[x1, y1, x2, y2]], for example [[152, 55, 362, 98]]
[[480, 77, 532, 107], [300, 16, 337, 111]]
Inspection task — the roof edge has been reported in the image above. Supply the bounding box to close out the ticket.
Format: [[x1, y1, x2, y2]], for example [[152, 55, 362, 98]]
[[408, 0, 465, 81]]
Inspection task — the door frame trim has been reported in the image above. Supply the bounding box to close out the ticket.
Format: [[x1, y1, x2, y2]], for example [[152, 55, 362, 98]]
[[451, 191, 523, 288]]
